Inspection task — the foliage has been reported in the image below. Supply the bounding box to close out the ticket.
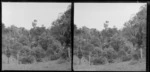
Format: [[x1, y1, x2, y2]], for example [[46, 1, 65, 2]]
[[19, 55, 35, 64], [50, 4, 71, 60], [50, 54, 60, 61], [74, 4, 146, 65], [32, 46, 45, 62], [92, 57, 107, 65], [2, 5, 72, 64]]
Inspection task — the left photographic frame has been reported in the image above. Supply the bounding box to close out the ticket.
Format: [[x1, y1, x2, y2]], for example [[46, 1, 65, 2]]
[[2, 2, 72, 71]]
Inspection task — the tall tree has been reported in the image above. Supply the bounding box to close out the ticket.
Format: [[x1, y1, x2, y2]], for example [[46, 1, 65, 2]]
[[50, 5, 71, 60], [123, 4, 146, 59]]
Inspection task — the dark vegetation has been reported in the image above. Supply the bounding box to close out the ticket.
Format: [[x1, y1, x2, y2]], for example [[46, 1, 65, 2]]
[[2, 5, 71, 64], [74, 5, 146, 65]]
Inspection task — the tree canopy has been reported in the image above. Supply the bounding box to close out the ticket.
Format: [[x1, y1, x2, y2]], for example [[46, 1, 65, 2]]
[[2, 4, 72, 64], [74, 4, 146, 65]]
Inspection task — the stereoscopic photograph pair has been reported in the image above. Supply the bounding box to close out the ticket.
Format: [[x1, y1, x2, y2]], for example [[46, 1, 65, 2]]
[[2, 2, 147, 71]]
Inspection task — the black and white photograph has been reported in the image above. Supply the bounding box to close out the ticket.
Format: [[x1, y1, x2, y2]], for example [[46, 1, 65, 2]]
[[73, 3, 146, 71], [2, 2, 71, 70], [1, 1, 148, 71]]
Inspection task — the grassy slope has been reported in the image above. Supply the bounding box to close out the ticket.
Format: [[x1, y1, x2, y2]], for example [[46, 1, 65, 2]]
[[2, 55, 71, 71], [73, 60, 146, 71], [73, 55, 146, 71], [2, 61, 71, 71]]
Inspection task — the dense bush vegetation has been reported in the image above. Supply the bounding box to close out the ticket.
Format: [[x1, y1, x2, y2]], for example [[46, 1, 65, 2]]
[[92, 57, 107, 65], [74, 4, 146, 65], [2, 5, 71, 64]]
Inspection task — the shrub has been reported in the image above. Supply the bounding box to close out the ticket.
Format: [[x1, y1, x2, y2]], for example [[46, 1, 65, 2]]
[[61, 49, 68, 60], [132, 50, 140, 61], [57, 59, 66, 64], [50, 54, 60, 60], [31, 46, 46, 62], [118, 50, 126, 57], [122, 55, 132, 62], [117, 50, 131, 62], [108, 59, 115, 63], [132, 53, 140, 60], [36, 58, 43, 62], [129, 60, 138, 65], [20, 56, 34, 64], [103, 48, 118, 63], [92, 57, 107, 65], [19, 46, 31, 57]]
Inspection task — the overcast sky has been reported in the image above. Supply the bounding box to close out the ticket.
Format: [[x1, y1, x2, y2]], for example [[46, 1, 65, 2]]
[[75, 3, 146, 31], [2, 2, 71, 30]]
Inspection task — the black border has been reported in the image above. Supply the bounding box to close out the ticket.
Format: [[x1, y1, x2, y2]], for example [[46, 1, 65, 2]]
[[1, 0, 149, 72], [71, 2, 74, 72], [1, 1, 72, 72], [146, 1, 150, 72]]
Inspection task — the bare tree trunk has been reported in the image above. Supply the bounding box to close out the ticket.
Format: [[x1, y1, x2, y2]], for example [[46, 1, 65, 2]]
[[33, 56, 37, 64], [16, 54, 18, 64], [68, 47, 71, 60], [8, 57, 10, 64], [140, 48, 143, 59], [89, 52, 91, 65], [18, 56, 21, 64], [7, 47, 10, 64], [16, 52, 19, 64], [79, 58, 81, 65]]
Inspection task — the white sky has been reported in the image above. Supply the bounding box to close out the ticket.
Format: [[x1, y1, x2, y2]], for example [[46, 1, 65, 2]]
[[75, 3, 146, 31], [2, 2, 71, 30]]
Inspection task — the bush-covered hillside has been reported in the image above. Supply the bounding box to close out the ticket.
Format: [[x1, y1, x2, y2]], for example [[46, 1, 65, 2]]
[[2, 5, 72, 64], [74, 4, 146, 65]]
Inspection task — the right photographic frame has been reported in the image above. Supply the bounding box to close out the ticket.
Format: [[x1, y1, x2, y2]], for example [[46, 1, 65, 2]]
[[73, 3, 147, 71]]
